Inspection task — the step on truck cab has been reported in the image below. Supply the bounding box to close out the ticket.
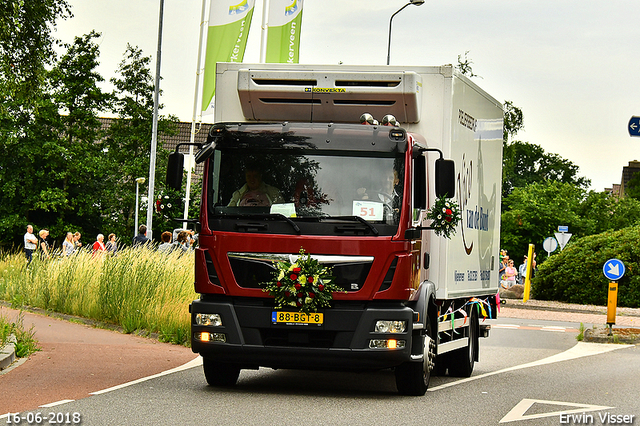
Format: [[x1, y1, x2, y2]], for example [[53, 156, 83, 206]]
[[167, 63, 503, 395]]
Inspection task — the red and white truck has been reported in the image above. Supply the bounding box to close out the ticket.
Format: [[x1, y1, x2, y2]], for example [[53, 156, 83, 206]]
[[167, 63, 503, 395]]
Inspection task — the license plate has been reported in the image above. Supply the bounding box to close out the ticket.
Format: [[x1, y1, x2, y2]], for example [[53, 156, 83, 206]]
[[272, 311, 323, 325]]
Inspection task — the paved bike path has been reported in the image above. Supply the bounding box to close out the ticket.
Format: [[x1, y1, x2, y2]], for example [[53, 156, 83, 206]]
[[0, 306, 197, 414]]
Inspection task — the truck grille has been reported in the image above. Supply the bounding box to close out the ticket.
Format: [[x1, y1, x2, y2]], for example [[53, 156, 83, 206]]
[[227, 253, 373, 292]]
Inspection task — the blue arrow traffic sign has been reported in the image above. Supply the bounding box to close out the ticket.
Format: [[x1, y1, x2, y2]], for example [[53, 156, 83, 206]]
[[603, 259, 625, 281], [629, 116, 640, 137]]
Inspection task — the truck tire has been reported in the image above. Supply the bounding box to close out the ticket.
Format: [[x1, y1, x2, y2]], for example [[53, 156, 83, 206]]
[[395, 319, 436, 396], [447, 308, 478, 377], [203, 357, 240, 387]]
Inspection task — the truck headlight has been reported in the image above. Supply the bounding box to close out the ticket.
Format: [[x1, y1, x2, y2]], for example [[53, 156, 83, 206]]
[[196, 313, 223, 326], [374, 320, 406, 333]]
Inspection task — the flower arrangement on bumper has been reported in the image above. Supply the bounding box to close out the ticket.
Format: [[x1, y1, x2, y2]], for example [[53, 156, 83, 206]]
[[261, 248, 342, 314], [426, 195, 462, 239]]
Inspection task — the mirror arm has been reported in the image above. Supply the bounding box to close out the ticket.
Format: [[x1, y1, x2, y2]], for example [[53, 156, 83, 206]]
[[173, 142, 202, 153], [413, 147, 443, 159]]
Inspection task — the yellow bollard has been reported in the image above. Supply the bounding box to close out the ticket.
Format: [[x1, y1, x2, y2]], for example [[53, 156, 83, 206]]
[[522, 244, 534, 303], [607, 281, 618, 335]]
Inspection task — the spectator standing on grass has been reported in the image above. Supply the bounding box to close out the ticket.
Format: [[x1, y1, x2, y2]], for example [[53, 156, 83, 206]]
[[174, 231, 190, 253], [105, 233, 118, 254], [73, 232, 82, 252], [92, 234, 105, 258], [38, 229, 50, 260], [63, 232, 75, 257], [24, 225, 38, 263], [133, 225, 150, 247], [157, 231, 174, 253]]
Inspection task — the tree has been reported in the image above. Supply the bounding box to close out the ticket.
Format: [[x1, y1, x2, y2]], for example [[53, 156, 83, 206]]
[[503, 100, 524, 144], [579, 191, 640, 235], [500, 181, 587, 263], [501, 141, 590, 199], [0, 0, 72, 246], [102, 44, 178, 240]]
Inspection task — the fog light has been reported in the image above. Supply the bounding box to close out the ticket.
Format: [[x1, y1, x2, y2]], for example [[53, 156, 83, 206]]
[[374, 320, 406, 333], [196, 332, 226, 343], [196, 313, 223, 326], [369, 339, 406, 349]]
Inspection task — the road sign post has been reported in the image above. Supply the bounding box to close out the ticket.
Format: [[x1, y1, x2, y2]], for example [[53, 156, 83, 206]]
[[603, 258, 625, 335], [522, 244, 534, 303], [543, 237, 558, 258], [607, 282, 618, 327]]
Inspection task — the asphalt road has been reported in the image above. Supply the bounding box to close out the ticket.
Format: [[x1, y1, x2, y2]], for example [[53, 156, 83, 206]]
[[4, 313, 638, 426]]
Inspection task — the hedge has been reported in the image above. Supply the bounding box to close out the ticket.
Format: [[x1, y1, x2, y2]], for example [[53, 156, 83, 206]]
[[532, 225, 640, 308]]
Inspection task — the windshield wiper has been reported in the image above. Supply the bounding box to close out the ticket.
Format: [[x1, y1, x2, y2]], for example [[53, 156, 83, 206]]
[[330, 216, 379, 236], [238, 213, 301, 234]]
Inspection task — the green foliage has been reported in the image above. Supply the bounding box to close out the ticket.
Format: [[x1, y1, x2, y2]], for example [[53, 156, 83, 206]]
[[501, 181, 586, 262], [503, 100, 524, 143], [101, 44, 179, 240], [0, 310, 40, 358], [532, 226, 640, 308], [501, 182, 640, 265], [502, 141, 590, 199]]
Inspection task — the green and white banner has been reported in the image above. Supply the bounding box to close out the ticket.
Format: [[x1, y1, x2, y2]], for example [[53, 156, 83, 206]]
[[265, 0, 304, 64], [202, 0, 256, 113]]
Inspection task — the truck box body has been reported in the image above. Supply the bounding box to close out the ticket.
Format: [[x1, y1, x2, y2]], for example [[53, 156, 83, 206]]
[[181, 63, 503, 395]]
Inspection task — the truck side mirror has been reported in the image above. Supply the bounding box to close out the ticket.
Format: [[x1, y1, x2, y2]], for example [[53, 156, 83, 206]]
[[435, 158, 455, 198], [166, 151, 184, 191], [413, 155, 427, 210]]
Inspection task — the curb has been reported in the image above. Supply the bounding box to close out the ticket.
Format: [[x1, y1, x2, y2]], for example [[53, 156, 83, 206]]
[[0, 334, 17, 371], [500, 299, 640, 318], [583, 328, 640, 345]]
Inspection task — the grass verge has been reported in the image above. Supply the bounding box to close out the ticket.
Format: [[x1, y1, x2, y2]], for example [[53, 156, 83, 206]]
[[0, 311, 40, 358], [0, 247, 197, 346]]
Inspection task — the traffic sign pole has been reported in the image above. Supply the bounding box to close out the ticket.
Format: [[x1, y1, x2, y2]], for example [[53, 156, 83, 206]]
[[607, 281, 618, 331], [522, 243, 534, 303]]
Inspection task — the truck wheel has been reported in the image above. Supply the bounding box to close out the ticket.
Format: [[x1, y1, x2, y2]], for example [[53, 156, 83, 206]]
[[447, 309, 478, 377], [202, 357, 240, 387], [395, 319, 436, 396]]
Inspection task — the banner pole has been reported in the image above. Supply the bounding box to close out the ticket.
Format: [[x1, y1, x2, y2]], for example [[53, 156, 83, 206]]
[[259, 0, 269, 63], [183, 0, 209, 229]]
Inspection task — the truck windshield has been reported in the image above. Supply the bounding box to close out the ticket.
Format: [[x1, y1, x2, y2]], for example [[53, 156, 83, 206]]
[[206, 124, 406, 236]]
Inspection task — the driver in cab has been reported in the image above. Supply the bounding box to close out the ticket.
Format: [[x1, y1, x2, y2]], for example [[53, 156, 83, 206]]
[[228, 165, 283, 207]]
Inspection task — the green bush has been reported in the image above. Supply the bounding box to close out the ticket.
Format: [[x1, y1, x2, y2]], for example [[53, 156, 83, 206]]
[[533, 225, 640, 308]]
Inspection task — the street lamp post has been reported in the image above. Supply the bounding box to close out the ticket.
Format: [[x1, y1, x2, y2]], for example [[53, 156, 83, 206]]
[[386, 0, 425, 65], [135, 177, 146, 239]]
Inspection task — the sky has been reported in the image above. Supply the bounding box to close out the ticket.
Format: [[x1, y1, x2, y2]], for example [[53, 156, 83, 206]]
[[55, 0, 640, 192]]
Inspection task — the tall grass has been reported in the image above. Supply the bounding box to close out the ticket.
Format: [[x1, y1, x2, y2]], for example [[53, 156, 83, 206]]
[[0, 247, 196, 345]]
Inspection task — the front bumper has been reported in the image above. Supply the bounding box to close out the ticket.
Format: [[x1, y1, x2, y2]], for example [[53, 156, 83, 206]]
[[190, 297, 417, 371]]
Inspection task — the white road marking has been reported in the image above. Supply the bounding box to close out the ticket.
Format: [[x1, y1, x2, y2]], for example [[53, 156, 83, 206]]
[[90, 356, 202, 395], [39, 400, 75, 408], [428, 342, 629, 392], [499, 398, 613, 423]]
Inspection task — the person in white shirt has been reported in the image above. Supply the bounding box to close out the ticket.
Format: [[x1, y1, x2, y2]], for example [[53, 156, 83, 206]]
[[62, 232, 75, 256], [24, 225, 38, 263]]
